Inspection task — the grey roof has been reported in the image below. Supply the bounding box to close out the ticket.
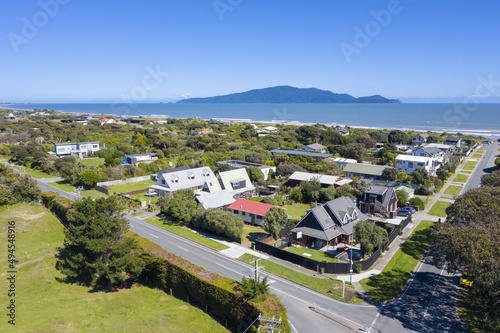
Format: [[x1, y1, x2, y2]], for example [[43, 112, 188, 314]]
[[343, 163, 392, 176], [217, 168, 255, 196], [292, 196, 367, 241], [269, 149, 332, 158], [158, 166, 190, 175], [419, 147, 442, 155], [334, 128, 349, 134], [217, 160, 271, 170], [124, 153, 158, 158], [195, 190, 236, 209], [364, 185, 396, 207], [413, 133, 429, 139], [444, 135, 461, 141], [288, 171, 348, 186], [155, 166, 217, 192], [302, 143, 326, 150]]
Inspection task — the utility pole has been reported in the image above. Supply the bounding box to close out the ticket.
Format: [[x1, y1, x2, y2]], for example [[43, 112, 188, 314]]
[[250, 257, 262, 282], [75, 186, 84, 201], [350, 242, 353, 284]]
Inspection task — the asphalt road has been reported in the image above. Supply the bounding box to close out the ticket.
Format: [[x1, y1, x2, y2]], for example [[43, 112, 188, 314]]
[[25, 149, 497, 333], [463, 141, 500, 192]]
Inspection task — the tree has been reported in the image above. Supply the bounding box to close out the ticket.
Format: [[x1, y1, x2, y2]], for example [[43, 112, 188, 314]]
[[299, 178, 321, 203], [192, 208, 243, 240], [56, 197, 145, 290], [158, 190, 200, 225], [409, 197, 424, 211], [381, 168, 397, 181], [397, 169, 408, 183], [320, 130, 347, 146], [388, 130, 410, 144], [395, 190, 409, 207], [276, 163, 304, 177], [260, 197, 276, 205], [79, 169, 100, 188], [319, 187, 336, 202], [353, 221, 388, 257], [264, 207, 288, 239], [436, 168, 449, 181], [216, 163, 232, 173], [290, 188, 303, 203], [355, 135, 376, 148], [369, 131, 388, 143], [343, 143, 366, 162], [10, 174, 41, 202], [0, 184, 13, 205], [411, 168, 429, 185], [237, 276, 270, 299], [481, 170, 500, 187], [246, 166, 265, 184]]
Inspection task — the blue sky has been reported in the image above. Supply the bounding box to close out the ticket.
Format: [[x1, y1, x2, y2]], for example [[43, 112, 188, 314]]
[[1, 0, 499, 102]]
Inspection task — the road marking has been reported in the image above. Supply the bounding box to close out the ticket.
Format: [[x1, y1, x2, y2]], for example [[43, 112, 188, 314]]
[[288, 320, 298, 333], [177, 245, 189, 252], [149, 233, 159, 238], [419, 266, 446, 330], [216, 262, 244, 276], [368, 309, 382, 332]]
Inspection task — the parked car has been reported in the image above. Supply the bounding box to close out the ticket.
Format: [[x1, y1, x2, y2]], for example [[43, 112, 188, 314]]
[[397, 208, 412, 217], [402, 206, 416, 214], [145, 191, 157, 197], [459, 271, 474, 287]]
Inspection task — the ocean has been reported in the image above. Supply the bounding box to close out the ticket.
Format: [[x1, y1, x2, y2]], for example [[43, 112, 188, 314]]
[[4, 102, 500, 139]]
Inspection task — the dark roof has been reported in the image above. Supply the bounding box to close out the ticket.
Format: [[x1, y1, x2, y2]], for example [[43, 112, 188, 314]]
[[364, 185, 397, 207], [343, 163, 392, 176], [269, 149, 332, 158], [444, 135, 461, 141]]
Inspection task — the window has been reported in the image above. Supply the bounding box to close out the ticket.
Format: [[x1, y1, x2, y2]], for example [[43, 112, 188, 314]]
[[162, 179, 166, 184], [408, 162, 414, 168], [93, 145, 98, 148], [241, 212, 246, 216], [233, 210, 239, 214], [232, 182, 240, 187]]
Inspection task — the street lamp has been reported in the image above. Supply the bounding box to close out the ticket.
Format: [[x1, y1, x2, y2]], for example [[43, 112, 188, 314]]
[[74, 186, 84, 201], [349, 244, 353, 284]]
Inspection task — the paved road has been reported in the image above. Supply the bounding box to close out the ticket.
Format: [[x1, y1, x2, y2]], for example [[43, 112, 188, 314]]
[[463, 141, 500, 193], [23, 155, 496, 333]]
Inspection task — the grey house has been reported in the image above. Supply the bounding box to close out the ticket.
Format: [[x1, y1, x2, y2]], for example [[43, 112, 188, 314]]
[[358, 185, 398, 217]]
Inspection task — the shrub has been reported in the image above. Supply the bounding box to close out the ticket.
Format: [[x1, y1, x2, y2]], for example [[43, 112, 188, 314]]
[[354, 264, 362, 274], [409, 197, 425, 211], [415, 187, 433, 196]]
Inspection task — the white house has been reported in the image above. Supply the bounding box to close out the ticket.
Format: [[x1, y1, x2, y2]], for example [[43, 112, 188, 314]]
[[100, 118, 115, 126], [123, 153, 158, 166], [395, 155, 440, 176], [216, 160, 276, 180], [216, 168, 256, 199], [151, 166, 217, 196], [228, 198, 276, 226], [411, 146, 446, 163], [54, 142, 101, 158]]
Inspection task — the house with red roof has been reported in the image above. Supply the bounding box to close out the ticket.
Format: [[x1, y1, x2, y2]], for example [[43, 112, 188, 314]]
[[228, 198, 276, 226]]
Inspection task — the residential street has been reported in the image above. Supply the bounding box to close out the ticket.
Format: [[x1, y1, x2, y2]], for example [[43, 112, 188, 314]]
[[17, 144, 496, 333]]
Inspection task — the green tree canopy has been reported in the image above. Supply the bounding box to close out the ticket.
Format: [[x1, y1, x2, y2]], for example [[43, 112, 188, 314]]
[[79, 169, 100, 188], [264, 207, 288, 239], [158, 189, 200, 225], [411, 167, 429, 185], [246, 166, 265, 184], [353, 221, 388, 257], [56, 197, 145, 290], [11, 174, 41, 202], [395, 189, 409, 207], [381, 168, 397, 181]]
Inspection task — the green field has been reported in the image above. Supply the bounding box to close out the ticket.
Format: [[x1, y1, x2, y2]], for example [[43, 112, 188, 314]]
[[79, 157, 105, 167], [285, 247, 340, 263], [17, 165, 56, 179], [146, 217, 229, 251], [444, 185, 462, 196], [48, 180, 103, 199], [471, 153, 482, 158], [463, 161, 478, 171], [0, 206, 227, 333], [476, 149, 486, 154], [428, 201, 451, 217], [359, 221, 435, 303], [284, 203, 310, 220], [239, 253, 362, 303], [107, 179, 156, 194], [241, 224, 268, 246], [453, 174, 470, 183]]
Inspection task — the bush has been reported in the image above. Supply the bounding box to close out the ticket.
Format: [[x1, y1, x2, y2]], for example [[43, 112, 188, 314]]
[[409, 197, 425, 211], [354, 264, 362, 274], [415, 187, 433, 196]]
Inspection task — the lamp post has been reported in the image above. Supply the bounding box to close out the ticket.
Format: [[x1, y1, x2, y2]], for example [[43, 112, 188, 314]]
[[349, 243, 353, 284]]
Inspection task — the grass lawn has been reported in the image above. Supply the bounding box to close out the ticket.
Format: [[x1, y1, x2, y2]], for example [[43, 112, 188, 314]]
[[17, 165, 56, 179], [359, 220, 435, 303], [128, 192, 160, 204], [476, 149, 486, 154], [453, 174, 470, 183], [444, 185, 462, 196], [241, 224, 268, 246], [78, 157, 105, 167], [239, 254, 362, 303], [284, 203, 310, 220], [285, 247, 340, 263], [471, 153, 482, 158], [132, 211, 145, 216], [463, 161, 478, 171], [428, 201, 451, 217], [107, 179, 156, 194], [146, 217, 229, 251], [0, 206, 227, 333], [48, 180, 102, 199]]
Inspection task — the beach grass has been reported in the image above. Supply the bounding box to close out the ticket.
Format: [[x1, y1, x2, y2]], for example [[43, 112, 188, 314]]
[[0, 206, 227, 333], [428, 201, 450, 217], [463, 161, 478, 171], [239, 253, 362, 303], [444, 185, 462, 196], [453, 174, 470, 183], [285, 247, 341, 263], [359, 221, 435, 303], [145, 217, 229, 251]]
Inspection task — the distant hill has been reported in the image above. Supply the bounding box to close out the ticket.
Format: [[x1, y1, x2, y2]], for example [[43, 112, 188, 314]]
[[176, 86, 401, 104]]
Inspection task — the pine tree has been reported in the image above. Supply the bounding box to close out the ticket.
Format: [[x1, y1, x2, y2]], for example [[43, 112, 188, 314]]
[[56, 196, 145, 290]]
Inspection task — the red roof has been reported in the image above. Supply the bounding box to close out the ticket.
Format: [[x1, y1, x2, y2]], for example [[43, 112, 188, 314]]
[[228, 199, 275, 217]]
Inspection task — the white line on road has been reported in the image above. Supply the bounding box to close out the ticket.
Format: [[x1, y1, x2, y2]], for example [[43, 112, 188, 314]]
[[419, 265, 446, 330], [177, 245, 189, 252], [216, 262, 244, 276], [149, 233, 159, 238]]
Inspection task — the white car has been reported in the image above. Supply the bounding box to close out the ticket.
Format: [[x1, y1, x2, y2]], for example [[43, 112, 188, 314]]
[[145, 191, 157, 197]]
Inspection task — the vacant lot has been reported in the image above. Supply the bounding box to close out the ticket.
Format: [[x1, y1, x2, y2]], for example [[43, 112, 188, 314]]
[[79, 157, 105, 167], [107, 179, 156, 193], [284, 203, 310, 220], [241, 223, 268, 246], [428, 201, 451, 217], [359, 220, 435, 303], [0, 206, 227, 332]]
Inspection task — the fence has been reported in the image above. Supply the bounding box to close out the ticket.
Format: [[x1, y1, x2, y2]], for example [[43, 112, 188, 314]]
[[254, 216, 411, 274]]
